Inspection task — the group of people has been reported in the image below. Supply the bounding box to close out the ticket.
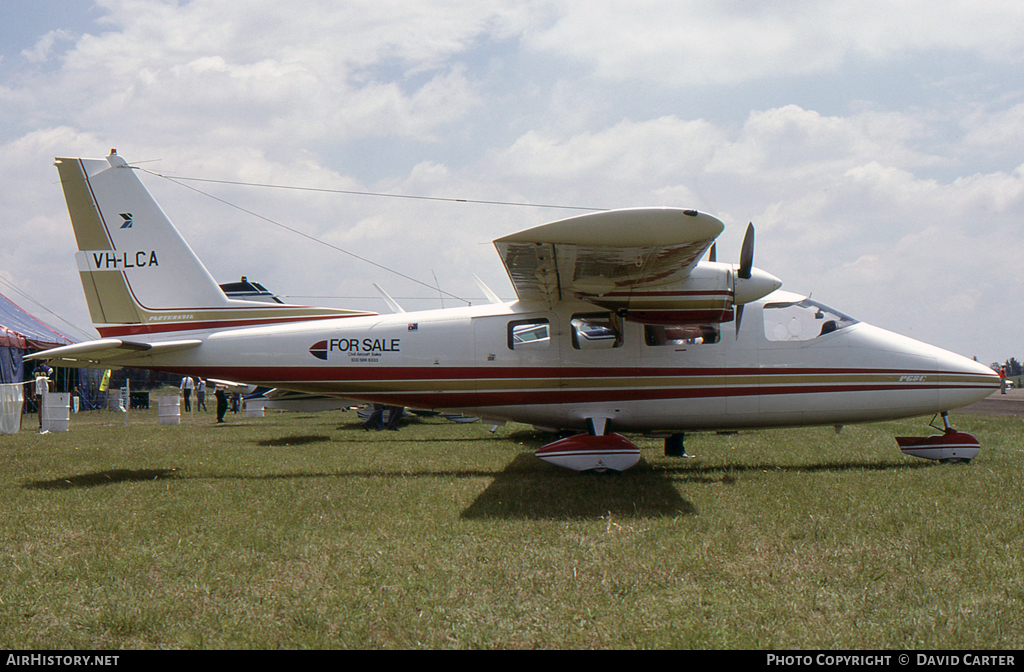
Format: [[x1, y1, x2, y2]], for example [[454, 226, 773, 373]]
[[179, 376, 234, 423], [180, 377, 407, 430]]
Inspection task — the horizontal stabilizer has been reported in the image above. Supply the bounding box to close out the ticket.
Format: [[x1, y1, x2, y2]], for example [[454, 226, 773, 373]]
[[207, 378, 257, 394], [25, 338, 201, 368]]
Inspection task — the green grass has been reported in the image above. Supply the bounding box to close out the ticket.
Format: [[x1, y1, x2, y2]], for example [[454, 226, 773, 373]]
[[1, 404, 1023, 649]]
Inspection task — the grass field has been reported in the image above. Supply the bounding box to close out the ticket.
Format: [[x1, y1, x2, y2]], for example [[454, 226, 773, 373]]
[[1, 402, 1022, 649]]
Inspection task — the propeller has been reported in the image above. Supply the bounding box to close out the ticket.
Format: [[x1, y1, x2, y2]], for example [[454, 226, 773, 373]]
[[730, 221, 781, 338], [738, 222, 754, 280], [735, 223, 754, 337]]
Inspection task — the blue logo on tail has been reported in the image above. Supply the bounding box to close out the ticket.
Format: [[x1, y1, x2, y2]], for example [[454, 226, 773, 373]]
[[119, 213, 133, 229]]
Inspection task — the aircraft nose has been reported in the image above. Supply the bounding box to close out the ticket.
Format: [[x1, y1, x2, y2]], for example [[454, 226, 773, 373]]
[[936, 349, 1001, 410], [853, 324, 1000, 415]]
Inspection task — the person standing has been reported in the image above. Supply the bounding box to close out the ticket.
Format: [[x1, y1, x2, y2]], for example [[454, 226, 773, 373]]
[[33, 362, 53, 430], [999, 366, 1007, 395], [180, 375, 194, 412], [196, 378, 207, 411], [215, 385, 228, 423]]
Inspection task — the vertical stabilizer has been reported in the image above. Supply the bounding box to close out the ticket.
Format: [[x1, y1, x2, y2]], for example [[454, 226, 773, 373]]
[[55, 152, 373, 337], [56, 152, 229, 322]]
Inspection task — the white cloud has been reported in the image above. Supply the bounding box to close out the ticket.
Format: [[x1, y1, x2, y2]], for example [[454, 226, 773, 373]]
[[709, 106, 942, 179], [960, 103, 1024, 164], [524, 1, 1024, 86], [4, 0, 533, 156], [487, 116, 727, 213], [20, 29, 73, 64]]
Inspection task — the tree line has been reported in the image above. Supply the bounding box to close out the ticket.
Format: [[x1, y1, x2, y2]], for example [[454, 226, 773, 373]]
[[991, 357, 1022, 379]]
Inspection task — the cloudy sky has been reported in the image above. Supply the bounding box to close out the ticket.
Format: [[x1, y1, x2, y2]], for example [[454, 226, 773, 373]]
[[1, 0, 1022, 365]]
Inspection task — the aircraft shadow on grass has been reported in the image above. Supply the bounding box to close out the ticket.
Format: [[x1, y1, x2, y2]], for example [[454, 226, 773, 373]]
[[257, 434, 333, 447], [21, 458, 694, 521], [24, 468, 180, 490], [22, 448, 933, 522], [460, 453, 696, 520], [456, 453, 929, 520]]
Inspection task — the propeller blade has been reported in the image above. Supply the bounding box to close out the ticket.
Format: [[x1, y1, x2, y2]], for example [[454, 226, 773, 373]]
[[738, 222, 754, 279], [708, 242, 717, 263], [735, 304, 744, 338]]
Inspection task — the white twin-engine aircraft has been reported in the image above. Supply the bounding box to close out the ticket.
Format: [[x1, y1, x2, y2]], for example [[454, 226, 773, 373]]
[[31, 151, 999, 471]]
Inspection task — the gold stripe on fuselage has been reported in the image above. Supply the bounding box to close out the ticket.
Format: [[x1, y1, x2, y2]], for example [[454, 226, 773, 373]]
[[237, 369, 995, 395]]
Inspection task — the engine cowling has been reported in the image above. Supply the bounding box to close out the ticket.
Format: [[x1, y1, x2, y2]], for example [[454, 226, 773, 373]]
[[576, 261, 781, 325]]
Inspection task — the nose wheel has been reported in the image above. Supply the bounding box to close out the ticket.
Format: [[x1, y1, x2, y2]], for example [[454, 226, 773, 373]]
[[895, 412, 979, 464], [937, 413, 969, 464]]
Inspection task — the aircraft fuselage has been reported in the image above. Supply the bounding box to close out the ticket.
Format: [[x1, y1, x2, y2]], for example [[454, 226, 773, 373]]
[[141, 292, 998, 434]]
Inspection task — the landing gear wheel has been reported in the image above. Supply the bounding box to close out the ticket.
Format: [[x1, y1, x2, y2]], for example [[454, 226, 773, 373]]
[[896, 413, 980, 464]]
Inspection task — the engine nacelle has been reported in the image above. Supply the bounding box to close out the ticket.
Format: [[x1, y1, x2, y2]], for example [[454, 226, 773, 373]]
[[576, 261, 780, 325]]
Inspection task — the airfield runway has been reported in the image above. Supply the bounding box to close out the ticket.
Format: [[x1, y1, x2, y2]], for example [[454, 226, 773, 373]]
[[960, 387, 1024, 417]]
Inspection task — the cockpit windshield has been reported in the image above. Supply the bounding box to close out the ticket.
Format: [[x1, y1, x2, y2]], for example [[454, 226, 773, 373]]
[[762, 298, 858, 342]]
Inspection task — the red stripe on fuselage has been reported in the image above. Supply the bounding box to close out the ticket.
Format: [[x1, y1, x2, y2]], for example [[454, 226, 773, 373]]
[[146, 364, 979, 381], [149, 364, 997, 408], [588, 289, 734, 298]]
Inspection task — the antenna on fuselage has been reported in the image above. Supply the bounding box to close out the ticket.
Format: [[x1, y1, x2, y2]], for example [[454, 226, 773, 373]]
[[472, 274, 503, 305], [431, 270, 446, 309], [372, 283, 406, 314]]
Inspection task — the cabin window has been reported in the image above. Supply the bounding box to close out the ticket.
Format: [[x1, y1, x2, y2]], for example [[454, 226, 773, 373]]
[[508, 318, 551, 350], [644, 324, 721, 346], [763, 298, 857, 342], [570, 313, 623, 350]]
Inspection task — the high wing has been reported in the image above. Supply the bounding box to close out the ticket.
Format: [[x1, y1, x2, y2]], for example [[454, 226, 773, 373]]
[[494, 207, 784, 325], [494, 208, 723, 303]]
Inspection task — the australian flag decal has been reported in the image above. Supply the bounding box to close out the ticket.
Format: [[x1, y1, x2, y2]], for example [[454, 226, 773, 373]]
[[119, 213, 133, 229]]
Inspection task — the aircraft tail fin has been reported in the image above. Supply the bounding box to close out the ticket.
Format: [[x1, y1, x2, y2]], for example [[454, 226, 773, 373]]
[[55, 151, 372, 337]]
